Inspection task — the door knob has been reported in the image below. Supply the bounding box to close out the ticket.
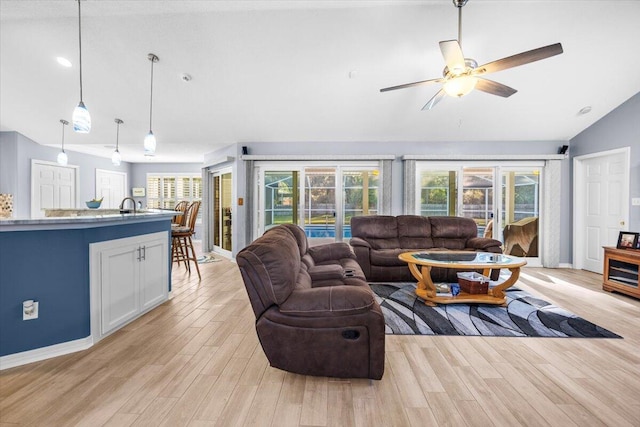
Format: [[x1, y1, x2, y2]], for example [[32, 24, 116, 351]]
[[620, 221, 625, 226]]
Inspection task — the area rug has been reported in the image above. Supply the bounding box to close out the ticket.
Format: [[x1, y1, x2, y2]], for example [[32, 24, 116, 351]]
[[370, 283, 621, 338], [197, 253, 221, 264]]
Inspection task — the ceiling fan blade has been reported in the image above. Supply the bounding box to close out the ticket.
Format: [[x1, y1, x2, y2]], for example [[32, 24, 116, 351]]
[[421, 89, 446, 110], [439, 40, 466, 73], [380, 77, 443, 92], [475, 43, 563, 75], [475, 78, 517, 97]]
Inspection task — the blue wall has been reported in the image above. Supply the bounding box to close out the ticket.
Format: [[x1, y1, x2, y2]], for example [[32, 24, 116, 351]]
[[0, 221, 170, 357]]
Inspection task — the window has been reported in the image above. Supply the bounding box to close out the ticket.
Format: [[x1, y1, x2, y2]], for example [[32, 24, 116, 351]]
[[147, 174, 202, 213]]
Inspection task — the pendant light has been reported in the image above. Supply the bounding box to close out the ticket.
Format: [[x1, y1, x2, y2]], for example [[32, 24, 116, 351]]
[[72, 0, 91, 133], [57, 119, 69, 166], [144, 53, 159, 156], [112, 118, 123, 166]]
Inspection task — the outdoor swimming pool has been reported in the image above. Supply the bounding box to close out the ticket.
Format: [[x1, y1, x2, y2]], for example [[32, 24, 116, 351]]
[[304, 225, 352, 239]]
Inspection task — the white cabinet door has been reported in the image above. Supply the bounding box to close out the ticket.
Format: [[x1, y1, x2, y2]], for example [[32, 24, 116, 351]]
[[140, 237, 168, 310], [100, 244, 139, 335], [91, 231, 169, 338]]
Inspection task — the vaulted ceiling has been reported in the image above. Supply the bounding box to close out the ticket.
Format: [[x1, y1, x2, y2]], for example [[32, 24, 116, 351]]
[[1, 0, 639, 163]]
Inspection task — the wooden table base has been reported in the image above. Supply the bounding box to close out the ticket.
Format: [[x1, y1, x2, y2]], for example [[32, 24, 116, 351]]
[[408, 263, 521, 306]]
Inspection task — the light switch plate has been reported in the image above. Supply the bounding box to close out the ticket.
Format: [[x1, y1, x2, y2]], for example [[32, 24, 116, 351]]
[[632, 198, 640, 206]]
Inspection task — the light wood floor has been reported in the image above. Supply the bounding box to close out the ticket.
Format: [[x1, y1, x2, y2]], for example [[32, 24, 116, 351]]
[[1, 258, 639, 427]]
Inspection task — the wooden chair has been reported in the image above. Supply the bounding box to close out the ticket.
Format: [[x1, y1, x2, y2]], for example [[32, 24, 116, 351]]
[[172, 201, 189, 225], [171, 201, 201, 279]]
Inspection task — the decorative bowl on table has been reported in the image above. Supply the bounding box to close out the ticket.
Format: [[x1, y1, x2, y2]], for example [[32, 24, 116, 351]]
[[85, 199, 102, 209]]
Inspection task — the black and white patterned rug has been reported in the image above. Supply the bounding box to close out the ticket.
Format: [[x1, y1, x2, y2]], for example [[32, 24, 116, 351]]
[[370, 283, 622, 338]]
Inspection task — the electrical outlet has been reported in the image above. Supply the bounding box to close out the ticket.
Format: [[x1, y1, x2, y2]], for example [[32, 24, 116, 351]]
[[23, 301, 39, 320], [632, 198, 640, 206]]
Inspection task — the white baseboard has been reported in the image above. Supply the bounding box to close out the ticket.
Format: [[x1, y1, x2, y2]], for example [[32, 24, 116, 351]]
[[558, 263, 573, 269], [0, 336, 93, 371]]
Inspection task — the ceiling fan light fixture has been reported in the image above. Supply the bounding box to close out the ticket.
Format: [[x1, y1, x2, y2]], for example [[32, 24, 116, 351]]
[[443, 75, 477, 97]]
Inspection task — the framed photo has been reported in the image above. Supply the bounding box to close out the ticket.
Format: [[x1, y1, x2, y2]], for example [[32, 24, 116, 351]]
[[616, 231, 639, 249]]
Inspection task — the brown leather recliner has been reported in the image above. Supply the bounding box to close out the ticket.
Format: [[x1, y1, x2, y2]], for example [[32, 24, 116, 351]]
[[236, 224, 385, 380]]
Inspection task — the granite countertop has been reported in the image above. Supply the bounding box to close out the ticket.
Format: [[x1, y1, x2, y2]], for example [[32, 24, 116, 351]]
[[0, 209, 178, 230]]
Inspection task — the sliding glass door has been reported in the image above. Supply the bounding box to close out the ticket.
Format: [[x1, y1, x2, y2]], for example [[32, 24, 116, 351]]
[[211, 169, 232, 254], [416, 162, 542, 263], [257, 163, 380, 244]]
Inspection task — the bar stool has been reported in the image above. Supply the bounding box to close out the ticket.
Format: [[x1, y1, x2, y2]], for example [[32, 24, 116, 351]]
[[171, 201, 201, 279], [172, 200, 188, 225]]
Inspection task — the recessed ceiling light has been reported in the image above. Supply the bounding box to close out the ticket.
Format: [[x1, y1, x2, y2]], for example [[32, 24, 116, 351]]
[[578, 106, 592, 115], [56, 57, 72, 67]]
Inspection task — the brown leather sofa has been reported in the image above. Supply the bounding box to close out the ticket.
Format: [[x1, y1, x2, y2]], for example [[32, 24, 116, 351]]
[[350, 215, 503, 282], [236, 224, 385, 380]]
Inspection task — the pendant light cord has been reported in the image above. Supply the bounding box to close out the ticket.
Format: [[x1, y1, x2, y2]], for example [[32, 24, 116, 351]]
[[77, 0, 84, 102], [60, 119, 68, 150], [116, 121, 120, 150], [149, 58, 154, 131]]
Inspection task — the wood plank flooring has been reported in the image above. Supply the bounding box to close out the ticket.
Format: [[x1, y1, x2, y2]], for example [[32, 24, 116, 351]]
[[1, 258, 639, 426]]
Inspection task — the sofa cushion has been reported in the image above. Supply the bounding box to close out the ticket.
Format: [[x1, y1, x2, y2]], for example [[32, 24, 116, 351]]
[[397, 215, 434, 249], [429, 216, 476, 249], [245, 227, 301, 305], [370, 248, 412, 266], [279, 286, 376, 317], [351, 215, 398, 238], [268, 223, 308, 257]]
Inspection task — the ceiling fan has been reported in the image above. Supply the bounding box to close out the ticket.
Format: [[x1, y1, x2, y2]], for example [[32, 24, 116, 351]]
[[380, 0, 563, 110]]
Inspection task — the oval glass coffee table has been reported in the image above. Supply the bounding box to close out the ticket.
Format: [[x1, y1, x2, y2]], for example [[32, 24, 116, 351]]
[[398, 251, 527, 306]]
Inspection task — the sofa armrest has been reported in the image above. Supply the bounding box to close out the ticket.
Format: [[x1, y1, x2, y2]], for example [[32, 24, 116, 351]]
[[308, 242, 355, 263], [279, 286, 376, 317], [349, 237, 371, 248], [308, 264, 345, 282], [466, 237, 503, 251]]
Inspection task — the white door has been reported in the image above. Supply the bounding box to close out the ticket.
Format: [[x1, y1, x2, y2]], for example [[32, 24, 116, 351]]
[[31, 160, 78, 217], [96, 169, 127, 209], [574, 148, 630, 273]]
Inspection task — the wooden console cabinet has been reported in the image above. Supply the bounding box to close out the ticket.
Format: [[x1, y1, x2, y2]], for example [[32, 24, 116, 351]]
[[603, 247, 640, 299]]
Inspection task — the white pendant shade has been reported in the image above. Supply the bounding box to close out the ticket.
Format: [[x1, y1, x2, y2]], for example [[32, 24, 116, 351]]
[[57, 150, 68, 166], [111, 149, 121, 166], [144, 131, 156, 156], [72, 101, 91, 133]]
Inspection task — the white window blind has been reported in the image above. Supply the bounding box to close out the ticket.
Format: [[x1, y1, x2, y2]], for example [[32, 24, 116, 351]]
[[146, 174, 202, 213]]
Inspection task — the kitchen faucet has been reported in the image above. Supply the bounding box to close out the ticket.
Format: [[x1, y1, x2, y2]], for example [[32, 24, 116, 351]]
[[119, 197, 137, 213]]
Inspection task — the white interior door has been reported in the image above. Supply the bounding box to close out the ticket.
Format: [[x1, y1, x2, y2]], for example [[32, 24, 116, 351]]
[[31, 160, 78, 217], [574, 148, 630, 273], [96, 169, 127, 209]]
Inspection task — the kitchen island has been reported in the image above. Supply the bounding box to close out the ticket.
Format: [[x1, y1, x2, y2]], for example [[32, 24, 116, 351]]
[[0, 209, 177, 369]]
